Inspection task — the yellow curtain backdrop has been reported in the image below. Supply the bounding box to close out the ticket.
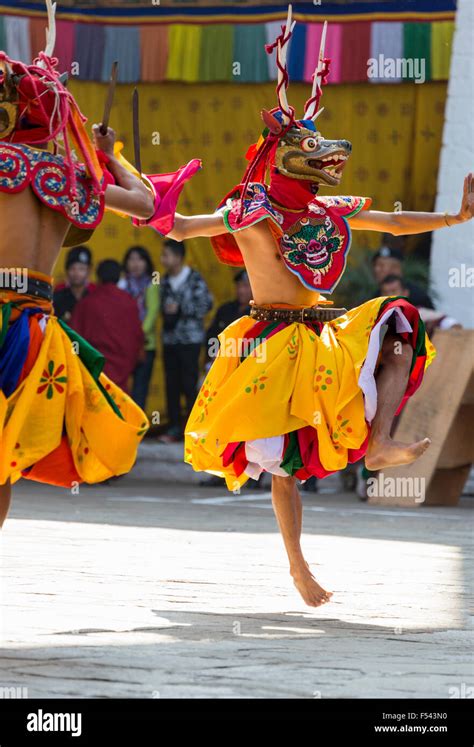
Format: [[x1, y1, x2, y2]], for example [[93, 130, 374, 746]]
[[65, 79, 447, 421]]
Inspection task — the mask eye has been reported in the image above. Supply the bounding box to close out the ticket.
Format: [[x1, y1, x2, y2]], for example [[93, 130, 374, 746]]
[[300, 136, 318, 152]]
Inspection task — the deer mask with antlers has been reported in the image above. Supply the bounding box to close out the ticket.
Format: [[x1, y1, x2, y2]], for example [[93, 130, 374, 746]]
[[240, 5, 352, 213]]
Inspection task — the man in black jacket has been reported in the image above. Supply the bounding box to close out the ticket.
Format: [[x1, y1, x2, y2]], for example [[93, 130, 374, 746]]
[[53, 245, 95, 323], [160, 239, 213, 442], [205, 270, 252, 366]]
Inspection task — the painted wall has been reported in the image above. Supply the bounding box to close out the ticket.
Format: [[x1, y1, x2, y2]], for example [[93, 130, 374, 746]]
[[430, 0, 474, 328]]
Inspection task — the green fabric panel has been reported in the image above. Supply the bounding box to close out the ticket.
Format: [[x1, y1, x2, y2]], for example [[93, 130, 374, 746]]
[[199, 25, 234, 82], [403, 23, 431, 81], [0, 303, 12, 348], [58, 319, 105, 379], [280, 431, 304, 476], [58, 318, 124, 420], [413, 316, 427, 366], [240, 320, 281, 362], [233, 24, 270, 83], [259, 321, 282, 338]]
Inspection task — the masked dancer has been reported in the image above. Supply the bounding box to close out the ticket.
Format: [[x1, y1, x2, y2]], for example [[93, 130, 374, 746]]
[[137, 7, 473, 607]]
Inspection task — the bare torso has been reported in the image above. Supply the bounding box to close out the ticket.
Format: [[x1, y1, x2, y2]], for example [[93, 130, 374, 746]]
[[233, 219, 323, 306], [0, 188, 70, 275]]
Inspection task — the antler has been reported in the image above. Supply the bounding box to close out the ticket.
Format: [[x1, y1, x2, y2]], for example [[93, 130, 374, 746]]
[[303, 21, 330, 121], [45, 0, 57, 57], [276, 5, 295, 125], [37, 0, 57, 68], [264, 4, 296, 126]]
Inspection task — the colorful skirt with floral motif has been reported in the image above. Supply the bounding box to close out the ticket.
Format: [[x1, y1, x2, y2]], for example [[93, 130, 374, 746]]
[[184, 296, 435, 491], [0, 294, 148, 487]]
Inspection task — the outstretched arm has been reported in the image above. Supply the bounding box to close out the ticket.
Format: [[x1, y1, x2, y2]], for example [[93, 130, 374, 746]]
[[348, 173, 474, 235], [166, 210, 226, 240], [93, 125, 155, 220]]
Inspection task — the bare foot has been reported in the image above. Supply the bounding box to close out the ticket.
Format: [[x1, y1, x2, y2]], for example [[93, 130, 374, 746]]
[[365, 437, 431, 471], [291, 567, 333, 607]]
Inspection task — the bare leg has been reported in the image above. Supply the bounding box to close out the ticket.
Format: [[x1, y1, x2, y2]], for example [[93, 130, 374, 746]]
[[271, 474, 332, 607], [294, 482, 313, 574], [294, 481, 302, 538], [0, 480, 11, 528], [365, 333, 431, 470]]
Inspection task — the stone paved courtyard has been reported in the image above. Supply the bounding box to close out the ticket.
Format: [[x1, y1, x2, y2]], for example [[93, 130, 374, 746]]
[[0, 477, 472, 698]]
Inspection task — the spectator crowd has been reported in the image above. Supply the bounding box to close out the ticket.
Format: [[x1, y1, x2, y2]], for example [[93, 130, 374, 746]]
[[54, 238, 212, 441]]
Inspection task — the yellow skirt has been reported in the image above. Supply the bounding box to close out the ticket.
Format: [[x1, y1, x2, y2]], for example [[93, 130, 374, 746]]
[[185, 296, 435, 491], [0, 301, 148, 486]]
